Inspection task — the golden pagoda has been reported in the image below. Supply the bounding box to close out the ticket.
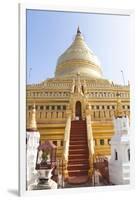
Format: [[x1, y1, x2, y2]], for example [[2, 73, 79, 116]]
[[26, 27, 130, 179], [27, 103, 37, 131]]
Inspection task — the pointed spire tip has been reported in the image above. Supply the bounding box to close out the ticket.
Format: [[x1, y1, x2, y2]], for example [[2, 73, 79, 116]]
[[77, 26, 81, 34]]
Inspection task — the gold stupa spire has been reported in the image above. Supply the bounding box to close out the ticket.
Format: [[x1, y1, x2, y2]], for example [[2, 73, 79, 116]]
[[55, 26, 103, 79], [29, 103, 37, 131], [77, 26, 81, 34]]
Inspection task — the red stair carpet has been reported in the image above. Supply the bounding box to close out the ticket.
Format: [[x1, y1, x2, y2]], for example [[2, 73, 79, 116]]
[[67, 120, 89, 185]]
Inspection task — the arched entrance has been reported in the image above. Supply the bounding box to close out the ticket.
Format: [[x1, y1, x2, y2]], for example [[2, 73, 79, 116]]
[[75, 101, 82, 120]]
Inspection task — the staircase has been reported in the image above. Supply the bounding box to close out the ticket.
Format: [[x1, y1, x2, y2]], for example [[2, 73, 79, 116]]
[[67, 120, 89, 184]]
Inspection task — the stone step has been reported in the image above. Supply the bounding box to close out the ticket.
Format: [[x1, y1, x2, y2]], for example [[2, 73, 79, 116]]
[[70, 137, 87, 141], [71, 125, 86, 127], [69, 144, 87, 149], [70, 140, 87, 143], [71, 120, 86, 123], [69, 140, 87, 145], [71, 131, 86, 133], [69, 154, 89, 160], [68, 158, 89, 165], [70, 140, 87, 145], [68, 166, 89, 171], [70, 135, 86, 138], [70, 131, 87, 135], [67, 175, 89, 185], [69, 149, 88, 154], [69, 146, 88, 150], [71, 127, 86, 129], [68, 163, 89, 170], [71, 126, 86, 128], [68, 169, 88, 176], [71, 131, 86, 134]]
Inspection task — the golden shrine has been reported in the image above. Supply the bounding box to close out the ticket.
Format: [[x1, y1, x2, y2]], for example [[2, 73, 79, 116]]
[[26, 27, 130, 179]]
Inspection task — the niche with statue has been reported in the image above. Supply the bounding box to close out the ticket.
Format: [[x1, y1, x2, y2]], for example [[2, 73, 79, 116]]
[[35, 140, 57, 189], [36, 140, 57, 169]]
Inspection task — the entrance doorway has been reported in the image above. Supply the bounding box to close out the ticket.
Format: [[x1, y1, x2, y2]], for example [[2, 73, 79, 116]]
[[75, 101, 82, 120]]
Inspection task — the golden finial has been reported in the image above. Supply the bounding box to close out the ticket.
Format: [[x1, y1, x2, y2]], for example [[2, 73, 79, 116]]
[[75, 26, 83, 41], [28, 103, 37, 131], [77, 26, 81, 34]]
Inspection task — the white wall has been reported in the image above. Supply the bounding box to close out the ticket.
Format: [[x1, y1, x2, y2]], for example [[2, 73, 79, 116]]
[[0, 0, 137, 200]]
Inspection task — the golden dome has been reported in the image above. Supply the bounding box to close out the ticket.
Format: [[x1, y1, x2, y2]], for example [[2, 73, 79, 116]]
[[55, 27, 103, 79]]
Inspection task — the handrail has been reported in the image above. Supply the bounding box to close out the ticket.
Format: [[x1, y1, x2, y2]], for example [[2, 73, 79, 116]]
[[86, 114, 95, 176], [63, 115, 71, 160], [62, 112, 71, 179]]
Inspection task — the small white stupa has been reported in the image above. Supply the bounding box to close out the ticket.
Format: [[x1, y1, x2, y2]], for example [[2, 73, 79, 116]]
[[109, 99, 130, 185], [26, 104, 40, 190]]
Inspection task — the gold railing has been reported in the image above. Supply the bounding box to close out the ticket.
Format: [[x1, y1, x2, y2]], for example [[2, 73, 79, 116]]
[[62, 112, 71, 179], [86, 113, 95, 176]]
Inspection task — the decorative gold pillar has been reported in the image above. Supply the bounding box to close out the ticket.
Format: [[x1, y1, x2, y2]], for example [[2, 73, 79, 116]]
[[97, 139, 100, 146], [104, 138, 108, 145], [85, 104, 95, 177], [28, 103, 37, 131], [62, 109, 72, 179]]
